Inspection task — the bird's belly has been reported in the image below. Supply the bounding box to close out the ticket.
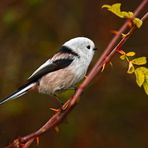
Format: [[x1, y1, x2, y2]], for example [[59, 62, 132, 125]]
[[38, 68, 76, 95]]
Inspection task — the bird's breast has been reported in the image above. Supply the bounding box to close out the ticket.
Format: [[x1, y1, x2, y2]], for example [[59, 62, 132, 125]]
[[37, 68, 76, 95], [37, 58, 89, 95]]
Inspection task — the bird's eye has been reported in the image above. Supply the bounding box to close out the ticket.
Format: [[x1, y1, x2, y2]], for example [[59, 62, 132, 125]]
[[86, 45, 91, 49]]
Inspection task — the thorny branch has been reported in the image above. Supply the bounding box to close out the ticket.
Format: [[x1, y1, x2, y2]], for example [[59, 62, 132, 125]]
[[7, 0, 148, 147]]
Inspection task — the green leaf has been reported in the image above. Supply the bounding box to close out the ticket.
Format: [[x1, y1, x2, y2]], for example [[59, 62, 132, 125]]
[[135, 68, 145, 87], [133, 18, 143, 28], [126, 52, 136, 57], [127, 62, 135, 74], [132, 57, 147, 65], [143, 82, 148, 95]]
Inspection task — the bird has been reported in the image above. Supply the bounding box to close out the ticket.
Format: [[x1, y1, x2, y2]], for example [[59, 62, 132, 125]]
[[0, 37, 97, 105]]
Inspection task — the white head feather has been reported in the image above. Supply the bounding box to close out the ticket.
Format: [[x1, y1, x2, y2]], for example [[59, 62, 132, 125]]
[[62, 37, 96, 84], [63, 37, 96, 61]]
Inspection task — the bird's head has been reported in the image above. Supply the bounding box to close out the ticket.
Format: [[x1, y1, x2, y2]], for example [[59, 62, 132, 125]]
[[63, 37, 97, 60]]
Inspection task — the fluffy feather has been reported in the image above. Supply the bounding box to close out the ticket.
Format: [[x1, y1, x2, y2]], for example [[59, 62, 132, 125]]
[[0, 37, 96, 104]]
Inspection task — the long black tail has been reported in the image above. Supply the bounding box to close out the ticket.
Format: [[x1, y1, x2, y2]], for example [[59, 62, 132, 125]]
[[0, 82, 35, 105]]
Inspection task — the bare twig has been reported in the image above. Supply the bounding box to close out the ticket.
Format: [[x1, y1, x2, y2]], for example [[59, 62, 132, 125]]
[[7, 0, 148, 147]]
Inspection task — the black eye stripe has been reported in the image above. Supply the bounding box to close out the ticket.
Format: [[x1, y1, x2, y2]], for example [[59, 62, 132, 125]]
[[60, 46, 80, 58], [87, 45, 91, 49]]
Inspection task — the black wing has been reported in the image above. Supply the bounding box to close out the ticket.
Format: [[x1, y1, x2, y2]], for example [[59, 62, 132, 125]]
[[0, 57, 74, 105], [28, 58, 73, 83]]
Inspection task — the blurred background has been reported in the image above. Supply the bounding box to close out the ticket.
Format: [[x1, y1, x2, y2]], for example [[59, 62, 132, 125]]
[[0, 0, 148, 147]]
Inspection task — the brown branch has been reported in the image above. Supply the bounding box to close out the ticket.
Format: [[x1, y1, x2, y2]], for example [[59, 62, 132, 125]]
[[7, 0, 148, 148]]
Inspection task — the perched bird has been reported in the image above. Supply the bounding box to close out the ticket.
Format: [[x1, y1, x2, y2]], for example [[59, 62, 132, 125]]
[[0, 37, 96, 105]]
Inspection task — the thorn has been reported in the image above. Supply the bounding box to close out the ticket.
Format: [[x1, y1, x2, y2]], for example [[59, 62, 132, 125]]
[[53, 94, 64, 105], [116, 49, 126, 55], [49, 107, 61, 112], [84, 75, 88, 78], [54, 126, 60, 133], [121, 33, 126, 38], [121, 32, 130, 38], [111, 30, 119, 35], [41, 128, 46, 133], [111, 30, 131, 39], [127, 21, 132, 28], [101, 63, 106, 72], [110, 62, 113, 67], [21, 144, 25, 148], [13, 139, 21, 148], [62, 100, 70, 110], [36, 137, 40, 145]]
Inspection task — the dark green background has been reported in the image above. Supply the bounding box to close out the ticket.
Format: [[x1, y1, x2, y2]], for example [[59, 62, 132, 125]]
[[0, 0, 148, 147]]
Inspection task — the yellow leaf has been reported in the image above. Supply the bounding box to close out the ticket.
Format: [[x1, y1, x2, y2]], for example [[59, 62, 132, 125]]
[[127, 62, 135, 74], [135, 68, 145, 87], [136, 67, 148, 95], [102, 4, 111, 9], [136, 67, 148, 74], [102, 3, 143, 29], [126, 52, 136, 57], [102, 3, 123, 18], [143, 82, 148, 95], [102, 3, 134, 19], [121, 11, 133, 18], [120, 55, 126, 60], [133, 18, 143, 28], [132, 57, 147, 65], [145, 74, 148, 83], [143, 73, 148, 95]]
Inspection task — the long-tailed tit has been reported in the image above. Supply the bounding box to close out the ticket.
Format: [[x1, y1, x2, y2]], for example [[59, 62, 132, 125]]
[[0, 37, 96, 105]]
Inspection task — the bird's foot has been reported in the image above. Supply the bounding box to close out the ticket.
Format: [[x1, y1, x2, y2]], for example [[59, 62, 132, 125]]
[[53, 94, 64, 106]]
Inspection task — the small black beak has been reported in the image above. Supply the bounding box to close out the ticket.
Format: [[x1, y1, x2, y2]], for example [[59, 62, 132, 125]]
[[93, 47, 97, 51]]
